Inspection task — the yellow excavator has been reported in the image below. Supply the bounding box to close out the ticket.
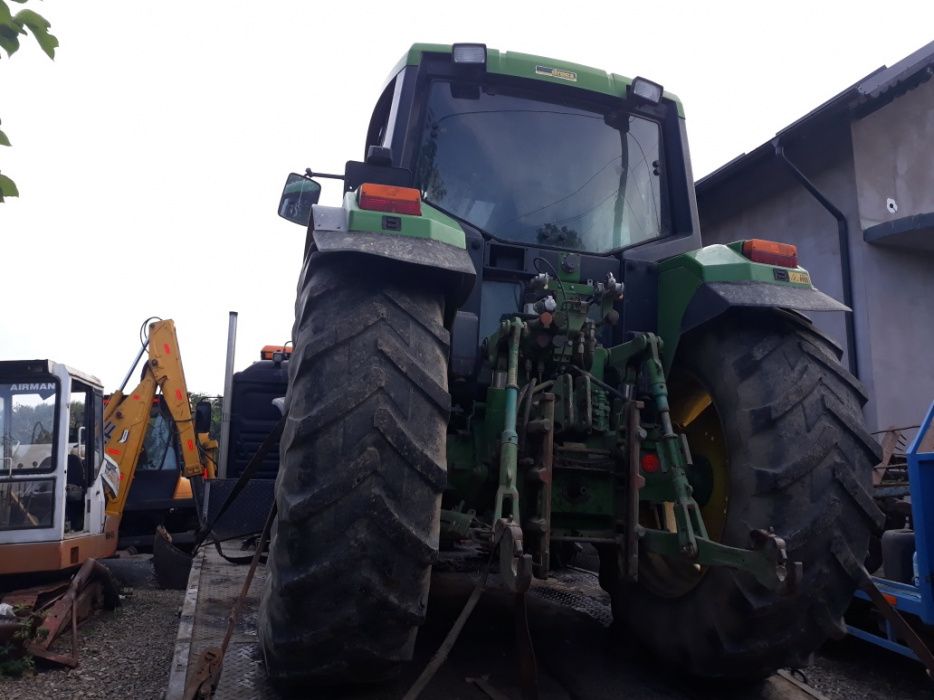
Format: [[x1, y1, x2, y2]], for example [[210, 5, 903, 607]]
[[0, 319, 214, 576]]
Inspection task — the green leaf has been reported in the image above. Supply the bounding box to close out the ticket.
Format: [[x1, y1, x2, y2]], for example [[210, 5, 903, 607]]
[[0, 129, 10, 147], [15, 9, 51, 34], [0, 172, 19, 200], [0, 14, 25, 35], [0, 23, 21, 57], [14, 9, 56, 58], [0, 2, 12, 25]]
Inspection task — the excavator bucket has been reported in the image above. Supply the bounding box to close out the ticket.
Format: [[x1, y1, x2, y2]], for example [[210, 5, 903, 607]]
[[153, 525, 195, 590]]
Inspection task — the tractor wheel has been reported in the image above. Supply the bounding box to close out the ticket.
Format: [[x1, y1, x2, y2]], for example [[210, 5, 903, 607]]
[[603, 311, 882, 679], [259, 253, 449, 687]]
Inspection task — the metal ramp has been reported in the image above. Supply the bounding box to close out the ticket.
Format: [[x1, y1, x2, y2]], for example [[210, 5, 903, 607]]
[[168, 546, 829, 700]]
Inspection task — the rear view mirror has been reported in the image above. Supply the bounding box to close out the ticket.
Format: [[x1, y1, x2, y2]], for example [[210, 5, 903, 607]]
[[195, 400, 212, 434], [278, 173, 322, 226]]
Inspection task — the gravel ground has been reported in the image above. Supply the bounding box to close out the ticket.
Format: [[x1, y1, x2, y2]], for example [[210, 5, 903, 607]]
[[808, 637, 934, 700], [0, 555, 183, 700]]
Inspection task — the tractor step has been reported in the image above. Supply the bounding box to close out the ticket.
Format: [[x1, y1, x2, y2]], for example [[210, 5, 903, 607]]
[[166, 545, 830, 699]]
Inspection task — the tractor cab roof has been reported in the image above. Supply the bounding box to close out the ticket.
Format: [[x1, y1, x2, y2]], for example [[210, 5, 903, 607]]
[[390, 43, 684, 117]]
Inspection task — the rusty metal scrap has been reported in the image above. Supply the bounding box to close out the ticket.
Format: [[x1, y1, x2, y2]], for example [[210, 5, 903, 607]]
[[0, 558, 119, 668]]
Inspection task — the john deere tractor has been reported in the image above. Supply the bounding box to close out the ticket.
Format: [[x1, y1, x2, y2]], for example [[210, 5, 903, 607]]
[[261, 43, 880, 686]]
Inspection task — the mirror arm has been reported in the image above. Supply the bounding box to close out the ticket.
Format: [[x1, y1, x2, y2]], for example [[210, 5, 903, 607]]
[[304, 168, 345, 182]]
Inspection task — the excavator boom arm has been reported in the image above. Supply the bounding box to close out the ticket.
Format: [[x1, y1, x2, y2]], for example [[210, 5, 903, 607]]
[[103, 320, 204, 519]]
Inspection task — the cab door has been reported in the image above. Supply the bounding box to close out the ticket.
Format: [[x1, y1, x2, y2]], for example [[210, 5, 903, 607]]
[[65, 378, 106, 536], [0, 373, 64, 544]]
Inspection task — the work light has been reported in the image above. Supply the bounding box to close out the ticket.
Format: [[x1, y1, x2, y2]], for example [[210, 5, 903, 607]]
[[452, 43, 486, 65], [630, 77, 663, 104]]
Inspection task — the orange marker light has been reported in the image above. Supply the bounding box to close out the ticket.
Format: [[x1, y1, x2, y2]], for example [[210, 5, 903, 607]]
[[261, 345, 293, 360], [742, 239, 798, 268], [641, 453, 661, 473], [358, 183, 422, 216]]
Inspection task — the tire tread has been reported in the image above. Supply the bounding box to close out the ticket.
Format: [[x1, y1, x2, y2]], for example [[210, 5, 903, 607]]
[[259, 254, 448, 686]]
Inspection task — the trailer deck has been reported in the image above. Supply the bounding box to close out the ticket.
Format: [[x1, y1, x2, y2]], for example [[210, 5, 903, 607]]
[[167, 546, 831, 699]]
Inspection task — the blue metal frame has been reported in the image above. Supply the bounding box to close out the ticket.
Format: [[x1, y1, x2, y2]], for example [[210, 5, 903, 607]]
[[847, 401, 934, 661], [846, 621, 919, 660], [907, 401, 934, 624]]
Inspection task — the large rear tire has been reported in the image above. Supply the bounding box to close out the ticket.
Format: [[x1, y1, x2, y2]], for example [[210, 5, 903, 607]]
[[604, 311, 882, 678], [259, 253, 449, 686]]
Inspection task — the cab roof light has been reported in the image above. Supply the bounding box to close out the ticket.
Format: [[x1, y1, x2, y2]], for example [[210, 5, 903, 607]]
[[452, 43, 486, 65], [630, 77, 664, 105], [742, 239, 798, 268], [358, 183, 422, 216]]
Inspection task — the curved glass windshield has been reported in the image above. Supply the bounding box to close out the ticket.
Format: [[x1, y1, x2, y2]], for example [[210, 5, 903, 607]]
[[415, 81, 664, 254]]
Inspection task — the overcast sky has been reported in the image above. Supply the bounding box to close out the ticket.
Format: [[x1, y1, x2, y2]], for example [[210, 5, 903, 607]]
[[2, 1, 932, 394]]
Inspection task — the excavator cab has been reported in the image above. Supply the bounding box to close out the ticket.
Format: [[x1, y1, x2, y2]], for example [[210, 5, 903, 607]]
[[0, 320, 211, 579], [0, 360, 115, 575], [117, 395, 204, 550]]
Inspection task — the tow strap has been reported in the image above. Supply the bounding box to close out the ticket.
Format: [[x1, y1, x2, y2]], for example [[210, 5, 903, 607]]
[[193, 416, 286, 564], [402, 528, 539, 700], [183, 501, 278, 699]]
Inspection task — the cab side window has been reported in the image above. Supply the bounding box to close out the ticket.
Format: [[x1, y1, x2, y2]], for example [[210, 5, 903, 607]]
[[365, 77, 398, 154]]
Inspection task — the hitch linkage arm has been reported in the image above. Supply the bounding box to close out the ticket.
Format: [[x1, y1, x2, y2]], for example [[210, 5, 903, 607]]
[[609, 332, 795, 592], [494, 317, 524, 523], [641, 335, 706, 558]]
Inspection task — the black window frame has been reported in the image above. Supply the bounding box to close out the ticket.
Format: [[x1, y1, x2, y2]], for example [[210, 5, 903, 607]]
[[364, 76, 398, 155]]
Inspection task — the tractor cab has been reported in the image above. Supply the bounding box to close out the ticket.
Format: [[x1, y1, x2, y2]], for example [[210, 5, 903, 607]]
[[358, 45, 704, 411], [0, 361, 110, 558]]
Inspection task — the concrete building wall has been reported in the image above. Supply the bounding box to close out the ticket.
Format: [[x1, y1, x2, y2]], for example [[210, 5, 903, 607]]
[[847, 82, 934, 430], [852, 79, 934, 229], [856, 243, 934, 431]]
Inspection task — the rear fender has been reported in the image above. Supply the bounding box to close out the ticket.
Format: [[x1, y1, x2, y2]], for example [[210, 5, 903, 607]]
[[657, 243, 847, 370], [310, 194, 476, 311]]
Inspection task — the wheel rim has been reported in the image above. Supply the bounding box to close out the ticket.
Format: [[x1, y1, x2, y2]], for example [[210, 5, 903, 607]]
[[637, 367, 730, 597]]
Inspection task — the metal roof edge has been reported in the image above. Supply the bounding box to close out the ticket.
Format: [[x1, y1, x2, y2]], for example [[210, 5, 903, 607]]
[[697, 41, 934, 194], [695, 74, 874, 195], [858, 40, 934, 99]]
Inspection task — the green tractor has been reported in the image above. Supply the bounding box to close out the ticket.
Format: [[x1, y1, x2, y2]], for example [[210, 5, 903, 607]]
[[262, 43, 881, 686]]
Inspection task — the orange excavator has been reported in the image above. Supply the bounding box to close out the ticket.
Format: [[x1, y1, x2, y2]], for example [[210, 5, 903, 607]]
[[0, 319, 214, 577]]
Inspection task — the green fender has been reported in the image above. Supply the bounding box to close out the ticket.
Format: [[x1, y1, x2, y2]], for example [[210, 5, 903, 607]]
[[656, 242, 847, 370], [310, 192, 476, 308]]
